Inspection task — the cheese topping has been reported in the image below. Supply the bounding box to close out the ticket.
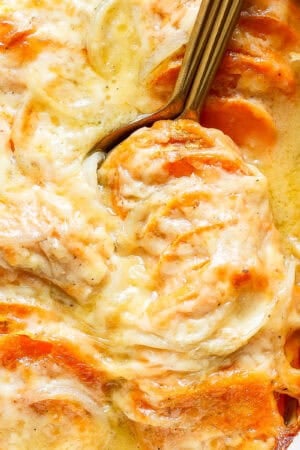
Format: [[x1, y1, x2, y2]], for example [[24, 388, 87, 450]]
[[0, 0, 298, 449]]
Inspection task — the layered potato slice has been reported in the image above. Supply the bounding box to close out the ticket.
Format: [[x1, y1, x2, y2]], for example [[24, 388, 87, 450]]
[[99, 119, 296, 448], [0, 269, 115, 450], [0, 0, 298, 449], [130, 373, 288, 450]]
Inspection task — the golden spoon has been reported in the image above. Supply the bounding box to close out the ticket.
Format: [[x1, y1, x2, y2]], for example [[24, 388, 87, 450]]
[[92, 0, 243, 153]]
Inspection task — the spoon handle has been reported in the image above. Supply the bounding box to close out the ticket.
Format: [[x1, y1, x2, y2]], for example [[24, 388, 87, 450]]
[[92, 0, 243, 152], [170, 0, 223, 109], [181, 0, 244, 120]]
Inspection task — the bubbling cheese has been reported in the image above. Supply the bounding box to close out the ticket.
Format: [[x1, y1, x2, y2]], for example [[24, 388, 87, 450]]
[[0, 0, 297, 449], [98, 119, 294, 381]]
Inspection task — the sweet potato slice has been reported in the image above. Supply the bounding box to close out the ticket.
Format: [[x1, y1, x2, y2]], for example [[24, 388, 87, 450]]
[[201, 96, 277, 148]]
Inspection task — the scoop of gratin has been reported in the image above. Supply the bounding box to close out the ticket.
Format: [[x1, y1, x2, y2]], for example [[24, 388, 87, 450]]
[[0, 0, 298, 449]]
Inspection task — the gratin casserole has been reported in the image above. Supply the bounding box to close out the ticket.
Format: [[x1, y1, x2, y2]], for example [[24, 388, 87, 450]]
[[0, 0, 298, 449]]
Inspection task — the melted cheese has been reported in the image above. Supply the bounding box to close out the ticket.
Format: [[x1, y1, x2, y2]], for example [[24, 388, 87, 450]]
[[259, 94, 300, 261], [0, 0, 297, 449]]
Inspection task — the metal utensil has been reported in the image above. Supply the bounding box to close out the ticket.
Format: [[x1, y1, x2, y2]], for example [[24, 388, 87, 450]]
[[92, 0, 243, 153]]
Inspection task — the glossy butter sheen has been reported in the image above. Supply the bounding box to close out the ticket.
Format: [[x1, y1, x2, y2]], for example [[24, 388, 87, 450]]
[[0, 0, 297, 449]]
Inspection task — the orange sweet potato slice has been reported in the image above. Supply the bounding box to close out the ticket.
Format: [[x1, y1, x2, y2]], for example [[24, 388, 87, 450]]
[[0, 334, 104, 389], [239, 13, 299, 46], [201, 96, 277, 148], [214, 50, 296, 94], [130, 372, 285, 449]]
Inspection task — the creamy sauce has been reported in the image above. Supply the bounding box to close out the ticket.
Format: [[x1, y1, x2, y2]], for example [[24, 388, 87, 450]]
[[0, 0, 297, 448], [261, 93, 300, 264]]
